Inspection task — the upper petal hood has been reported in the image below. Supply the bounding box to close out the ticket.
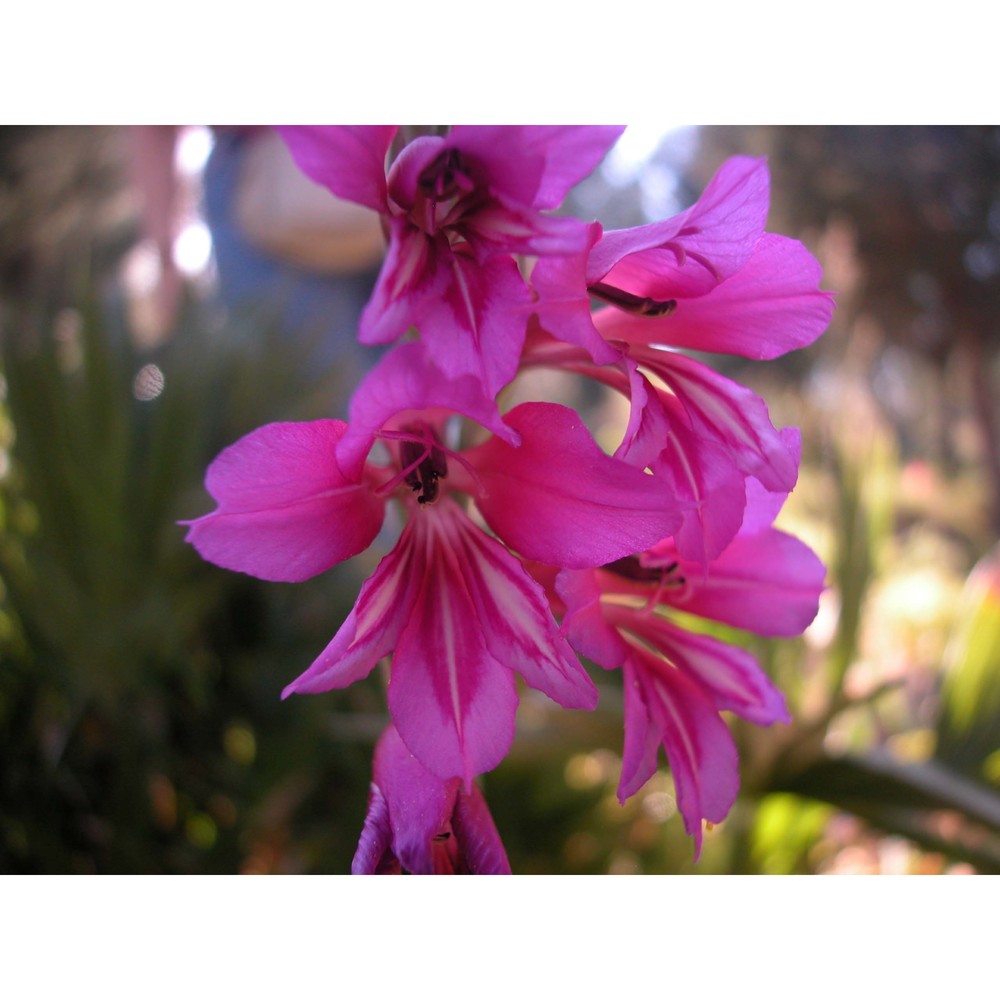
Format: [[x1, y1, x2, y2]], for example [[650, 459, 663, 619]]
[[444, 125, 624, 210], [335, 340, 520, 481], [523, 126, 626, 210], [587, 156, 770, 300]]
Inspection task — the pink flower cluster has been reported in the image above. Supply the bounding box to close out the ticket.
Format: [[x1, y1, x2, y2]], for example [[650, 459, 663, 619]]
[[183, 127, 833, 874]]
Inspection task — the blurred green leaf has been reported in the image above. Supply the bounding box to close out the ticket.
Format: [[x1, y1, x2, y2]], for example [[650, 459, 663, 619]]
[[776, 750, 1000, 872], [0, 282, 377, 873], [827, 424, 897, 691], [751, 793, 832, 875], [936, 544, 1000, 785]]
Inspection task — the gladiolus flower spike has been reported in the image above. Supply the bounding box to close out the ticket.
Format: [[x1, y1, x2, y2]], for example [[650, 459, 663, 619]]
[[184, 126, 832, 871]]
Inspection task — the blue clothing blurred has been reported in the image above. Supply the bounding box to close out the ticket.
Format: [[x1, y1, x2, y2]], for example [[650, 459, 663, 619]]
[[202, 129, 382, 385]]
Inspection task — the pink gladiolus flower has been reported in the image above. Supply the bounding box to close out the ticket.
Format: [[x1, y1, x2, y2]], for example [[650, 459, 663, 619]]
[[277, 125, 625, 396], [532, 155, 835, 362], [353, 725, 510, 875], [184, 344, 683, 785], [180, 124, 837, 874], [552, 483, 826, 857], [524, 157, 832, 568]]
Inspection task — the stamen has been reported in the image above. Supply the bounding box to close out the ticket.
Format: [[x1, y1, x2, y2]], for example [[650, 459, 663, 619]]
[[602, 555, 687, 612], [372, 424, 489, 505], [589, 281, 677, 317], [375, 425, 450, 505], [604, 555, 672, 582], [373, 464, 421, 499], [371, 440, 431, 498]]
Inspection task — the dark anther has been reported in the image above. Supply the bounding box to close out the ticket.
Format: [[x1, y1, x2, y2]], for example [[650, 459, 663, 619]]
[[588, 281, 677, 317], [419, 148, 474, 202], [603, 555, 683, 585], [400, 433, 449, 506], [603, 555, 664, 582]]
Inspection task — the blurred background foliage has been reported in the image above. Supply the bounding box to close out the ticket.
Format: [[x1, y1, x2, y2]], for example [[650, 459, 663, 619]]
[[0, 125, 998, 874]]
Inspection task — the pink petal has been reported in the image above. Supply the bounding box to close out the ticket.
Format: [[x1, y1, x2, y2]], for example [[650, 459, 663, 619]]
[[556, 568, 631, 670], [353, 726, 510, 875], [522, 347, 668, 471], [362, 232, 534, 397], [442, 126, 548, 207], [275, 126, 397, 213], [417, 253, 533, 396], [651, 393, 748, 564], [619, 659, 663, 799], [385, 134, 450, 211], [632, 347, 799, 493], [618, 613, 789, 726], [594, 233, 836, 360], [611, 361, 672, 469], [467, 402, 682, 569], [467, 192, 592, 259], [620, 651, 740, 858], [445, 126, 624, 210], [283, 521, 424, 696], [587, 156, 770, 299], [446, 510, 597, 710], [529, 224, 622, 366], [738, 428, 802, 534], [521, 126, 626, 210], [365, 725, 460, 875], [518, 341, 769, 564], [288, 498, 596, 786], [182, 421, 384, 583], [670, 527, 827, 638], [519, 340, 781, 562], [282, 606, 384, 698], [358, 218, 445, 345], [451, 784, 513, 875], [388, 506, 520, 787], [351, 783, 399, 875]]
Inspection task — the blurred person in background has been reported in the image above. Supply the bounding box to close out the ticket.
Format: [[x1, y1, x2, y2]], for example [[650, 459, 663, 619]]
[[128, 125, 384, 381]]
